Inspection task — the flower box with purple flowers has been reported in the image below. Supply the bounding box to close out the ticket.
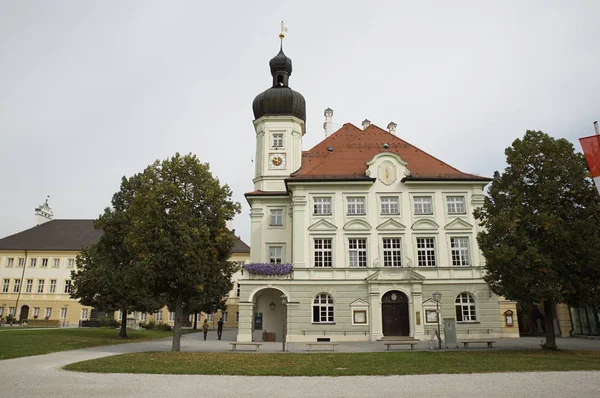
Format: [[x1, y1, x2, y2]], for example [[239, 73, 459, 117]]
[[243, 263, 293, 275]]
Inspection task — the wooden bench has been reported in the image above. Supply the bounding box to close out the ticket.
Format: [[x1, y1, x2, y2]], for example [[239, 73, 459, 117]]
[[306, 343, 339, 352], [230, 343, 262, 351], [460, 340, 496, 349], [384, 341, 419, 350]]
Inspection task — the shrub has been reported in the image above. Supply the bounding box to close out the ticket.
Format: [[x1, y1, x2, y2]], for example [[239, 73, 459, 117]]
[[99, 318, 120, 328], [155, 323, 172, 331], [140, 320, 156, 329]]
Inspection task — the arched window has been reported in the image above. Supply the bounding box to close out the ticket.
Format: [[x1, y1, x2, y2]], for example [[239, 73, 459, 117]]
[[313, 293, 334, 323], [455, 293, 476, 322]]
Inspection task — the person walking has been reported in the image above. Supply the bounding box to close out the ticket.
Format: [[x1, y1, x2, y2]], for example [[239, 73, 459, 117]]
[[202, 319, 209, 341], [217, 317, 224, 340]]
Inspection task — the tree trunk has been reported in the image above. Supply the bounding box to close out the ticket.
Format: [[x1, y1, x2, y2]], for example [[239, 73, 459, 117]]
[[543, 301, 557, 350], [119, 305, 128, 338], [172, 292, 183, 351], [193, 311, 198, 330]]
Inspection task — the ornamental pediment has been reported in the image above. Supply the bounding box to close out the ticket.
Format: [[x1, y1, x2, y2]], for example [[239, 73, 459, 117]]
[[444, 218, 473, 231], [343, 219, 372, 231], [349, 298, 369, 307], [308, 219, 338, 231], [411, 219, 440, 230], [365, 269, 425, 281], [376, 219, 406, 231]]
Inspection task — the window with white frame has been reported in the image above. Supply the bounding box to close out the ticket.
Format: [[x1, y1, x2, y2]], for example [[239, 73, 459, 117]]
[[269, 246, 283, 264], [414, 196, 433, 214], [416, 238, 436, 266], [169, 312, 175, 321], [64, 280, 71, 294], [223, 312, 229, 322], [33, 307, 40, 318], [207, 313, 213, 322], [67, 259, 75, 268], [41, 258, 48, 267], [447, 196, 466, 214], [0, 307, 3, 317], [450, 237, 470, 266], [154, 311, 163, 321], [60, 308, 67, 319], [312, 293, 334, 323], [53, 258, 60, 268], [236, 312, 239, 323], [347, 197, 366, 215], [25, 279, 33, 293], [13, 279, 20, 293], [30, 258, 37, 267], [348, 238, 367, 267], [49, 279, 57, 293], [140, 313, 147, 321], [45, 308, 52, 318], [37, 280, 45, 293], [383, 238, 402, 267], [236, 283, 240, 297], [81, 309, 89, 319], [17, 258, 25, 267], [270, 209, 283, 226], [455, 293, 476, 322], [6, 257, 14, 267], [2, 279, 9, 293], [9, 307, 15, 316], [314, 238, 332, 267], [272, 133, 283, 148], [380, 196, 399, 215], [313, 197, 332, 215]]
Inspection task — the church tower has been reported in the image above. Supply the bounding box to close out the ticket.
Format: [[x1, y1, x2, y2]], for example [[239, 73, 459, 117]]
[[251, 34, 306, 192], [34, 196, 53, 226]]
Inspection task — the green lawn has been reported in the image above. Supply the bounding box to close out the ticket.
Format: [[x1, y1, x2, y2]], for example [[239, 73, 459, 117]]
[[0, 328, 190, 360], [64, 349, 600, 376]]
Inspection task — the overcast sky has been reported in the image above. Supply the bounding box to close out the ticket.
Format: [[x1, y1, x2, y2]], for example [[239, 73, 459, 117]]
[[1, 0, 599, 243]]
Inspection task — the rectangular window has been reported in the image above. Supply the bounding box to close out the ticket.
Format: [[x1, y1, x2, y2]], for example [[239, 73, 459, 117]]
[[41, 258, 48, 267], [269, 246, 283, 264], [141, 313, 147, 322], [2, 279, 9, 293], [49, 279, 57, 293], [383, 238, 402, 267], [0, 307, 3, 317], [25, 279, 33, 293], [6, 257, 14, 267], [236, 283, 240, 297], [17, 258, 25, 267], [45, 308, 52, 319], [313, 197, 332, 215], [154, 311, 163, 321], [417, 238, 436, 266], [314, 238, 333, 267], [451, 237, 470, 266], [347, 197, 365, 215], [13, 279, 21, 293], [414, 196, 433, 214], [81, 309, 89, 319], [53, 258, 60, 268], [207, 313, 213, 322], [236, 312, 240, 323], [353, 310, 367, 324], [348, 238, 367, 267], [33, 307, 40, 318], [37, 280, 45, 293], [447, 196, 466, 214], [30, 258, 37, 267], [270, 209, 283, 226], [64, 280, 71, 294], [381, 197, 399, 215], [9, 307, 15, 316], [169, 312, 175, 321], [67, 259, 75, 268], [272, 133, 283, 148], [223, 312, 229, 322], [60, 308, 67, 319]]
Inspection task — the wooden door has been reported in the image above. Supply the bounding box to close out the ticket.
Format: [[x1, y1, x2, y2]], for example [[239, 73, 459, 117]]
[[382, 291, 410, 336]]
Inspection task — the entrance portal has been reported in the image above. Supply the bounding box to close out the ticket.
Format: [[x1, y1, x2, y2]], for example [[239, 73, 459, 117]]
[[381, 291, 410, 336], [19, 305, 30, 321]]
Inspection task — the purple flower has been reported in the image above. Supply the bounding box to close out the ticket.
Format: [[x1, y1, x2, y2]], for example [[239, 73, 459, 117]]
[[243, 263, 293, 275]]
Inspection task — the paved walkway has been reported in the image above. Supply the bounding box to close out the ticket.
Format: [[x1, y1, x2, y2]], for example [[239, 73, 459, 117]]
[[0, 330, 599, 397]]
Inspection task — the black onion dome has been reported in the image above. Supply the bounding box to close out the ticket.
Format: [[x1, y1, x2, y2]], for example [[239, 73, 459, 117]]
[[252, 46, 306, 122]]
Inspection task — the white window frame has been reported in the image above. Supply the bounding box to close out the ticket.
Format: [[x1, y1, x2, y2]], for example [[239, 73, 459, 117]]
[[6, 258, 14, 267], [416, 237, 436, 267], [13, 279, 20, 293], [9, 307, 15, 316], [154, 311, 163, 322], [41, 258, 48, 267], [269, 208, 284, 227], [141, 313, 147, 322], [380, 196, 399, 215], [0, 307, 3, 317], [64, 280, 71, 294], [268, 245, 283, 264], [207, 313, 213, 322], [53, 258, 60, 268], [223, 312, 229, 322], [60, 307, 67, 319], [2, 279, 9, 293], [49, 279, 57, 293], [313, 197, 332, 215], [30, 258, 37, 267], [272, 133, 284, 148], [81, 309, 89, 319], [33, 307, 40, 318], [25, 279, 33, 293], [348, 238, 367, 267], [414, 196, 433, 215], [314, 238, 333, 267], [17, 258, 25, 267], [455, 293, 477, 322], [312, 293, 334, 323], [382, 237, 402, 267], [37, 280, 45, 293], [347, 197, 366, 215], [450, 237, 470, 266], [447, 195, 466, 215], [67, 259, 75, 268], [169, 312, 175, 322], [45, 308, 52, 319]]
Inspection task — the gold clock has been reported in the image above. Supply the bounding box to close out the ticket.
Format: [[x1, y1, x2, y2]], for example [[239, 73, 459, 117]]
[[269, 153, 286, 169]]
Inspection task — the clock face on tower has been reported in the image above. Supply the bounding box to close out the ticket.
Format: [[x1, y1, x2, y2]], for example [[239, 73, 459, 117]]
[[269, 153, 286, 169]]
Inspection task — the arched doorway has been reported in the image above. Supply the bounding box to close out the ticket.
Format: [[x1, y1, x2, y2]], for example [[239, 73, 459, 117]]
[[253, 288, 286, 342], [19, 305, 30, 321], [381, 291, 410, 336]]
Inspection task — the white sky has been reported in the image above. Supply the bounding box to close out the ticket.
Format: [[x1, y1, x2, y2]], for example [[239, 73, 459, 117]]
[[1, 0, 599, 244]]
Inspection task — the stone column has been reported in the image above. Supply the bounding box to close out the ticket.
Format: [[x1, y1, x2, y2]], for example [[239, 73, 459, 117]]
[[411, 285, 425, 340], [291, 195, 307, 268], [236, 302, 254, 342], [368, 287, 382, 341]]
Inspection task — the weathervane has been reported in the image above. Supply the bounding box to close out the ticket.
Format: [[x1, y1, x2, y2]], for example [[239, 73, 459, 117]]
[[279, 21, 288, 44]]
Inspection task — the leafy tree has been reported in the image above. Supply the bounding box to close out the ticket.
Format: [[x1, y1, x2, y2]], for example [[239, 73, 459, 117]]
[[121, 153, 240, 351], [475, 130, 600, 349]]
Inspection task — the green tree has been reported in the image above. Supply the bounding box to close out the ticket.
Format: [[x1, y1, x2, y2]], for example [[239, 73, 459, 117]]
[[475, 131, 600, 349], [122, 153, 240, 351]]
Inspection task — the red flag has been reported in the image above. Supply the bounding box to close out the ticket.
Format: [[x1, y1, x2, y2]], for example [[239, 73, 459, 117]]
[[579, 134, 600, 194]]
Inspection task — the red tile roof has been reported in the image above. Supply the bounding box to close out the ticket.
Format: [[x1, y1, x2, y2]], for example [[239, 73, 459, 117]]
[[290, 123, 490, 181]]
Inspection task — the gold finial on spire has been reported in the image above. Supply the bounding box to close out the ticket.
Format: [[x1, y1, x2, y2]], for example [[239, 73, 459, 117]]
[[279, 21, 288, 41]]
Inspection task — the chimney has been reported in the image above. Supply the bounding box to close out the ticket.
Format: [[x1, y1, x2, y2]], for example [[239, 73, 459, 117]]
[[324, 108, 333, 137], [34, 195, 53, 226], [362, 119, 371, 130], [387, 121, 397, 135]]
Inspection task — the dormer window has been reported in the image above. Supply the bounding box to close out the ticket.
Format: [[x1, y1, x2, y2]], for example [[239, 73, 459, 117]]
[[272, 133, 283, 148]]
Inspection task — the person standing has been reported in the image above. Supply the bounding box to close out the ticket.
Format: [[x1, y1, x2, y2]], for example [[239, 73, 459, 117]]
[[217, 317, 224, 340], [202, 319, 209, 341]]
